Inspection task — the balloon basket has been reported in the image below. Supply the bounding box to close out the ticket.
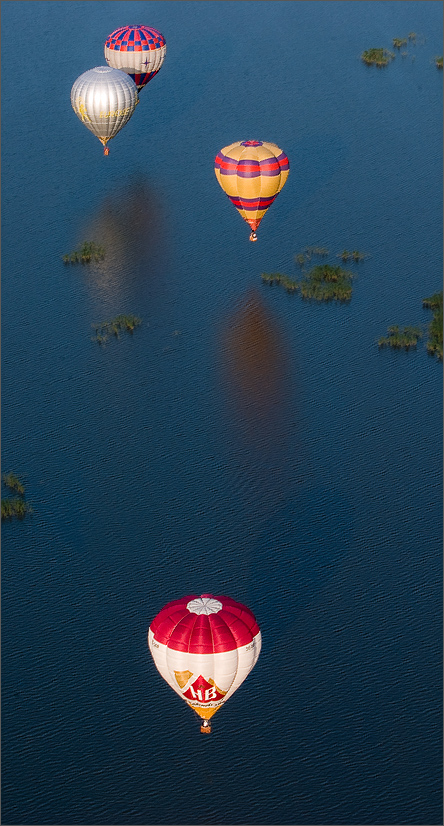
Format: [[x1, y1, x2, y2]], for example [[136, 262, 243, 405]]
[[200, 722, 212, 734]]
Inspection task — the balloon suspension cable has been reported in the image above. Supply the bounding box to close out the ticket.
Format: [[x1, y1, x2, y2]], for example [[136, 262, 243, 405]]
[[200, 720, 212, 734]]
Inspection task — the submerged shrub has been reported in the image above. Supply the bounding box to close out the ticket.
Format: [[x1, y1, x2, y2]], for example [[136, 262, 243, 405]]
[[92, 314, 142, 344], [262, 264, 355, 303], [1, 498, 33, 520], [378, 325, 423, 351], [361, 48, 395, 66], [63, 241, 105, 264], [2, 472, 25, 495], [423, 291, 443, 359]]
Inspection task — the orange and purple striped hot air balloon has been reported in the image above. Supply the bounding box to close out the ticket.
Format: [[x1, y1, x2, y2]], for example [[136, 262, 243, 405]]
[[215, 140, 289, 241]]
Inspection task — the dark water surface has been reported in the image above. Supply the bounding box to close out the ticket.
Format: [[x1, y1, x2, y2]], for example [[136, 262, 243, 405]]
[[2, 2, 442, 824]]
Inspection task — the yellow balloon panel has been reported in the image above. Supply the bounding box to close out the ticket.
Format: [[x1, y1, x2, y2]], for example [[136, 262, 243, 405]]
[[190, 704, 219, 721]]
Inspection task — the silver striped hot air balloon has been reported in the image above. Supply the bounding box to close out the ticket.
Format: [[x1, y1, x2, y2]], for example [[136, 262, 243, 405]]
[[71, 66, 138, 155]]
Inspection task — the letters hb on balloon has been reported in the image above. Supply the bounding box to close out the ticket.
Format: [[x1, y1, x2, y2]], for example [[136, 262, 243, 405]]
[[183, 676, 226, 705]]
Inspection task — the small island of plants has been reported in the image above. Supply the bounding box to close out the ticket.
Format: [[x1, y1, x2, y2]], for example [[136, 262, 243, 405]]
[[295, 247, 369, 269], [1, 499, 33, 520], [361, 33, 441, 71], [377, 292, 442, 360], [92, 314, 142, 344], [337, 249, 369, 262], [262, 263, 355, 303], [1, 472, 33, 521], [378, 325, 423, 351], [361, 48, 395, 67], [423, 291, 443, 359], [63, 241, 105, 264], [295, 246, 329, 267], [360, 33, 444, 71], [3, 472, 25, 495]]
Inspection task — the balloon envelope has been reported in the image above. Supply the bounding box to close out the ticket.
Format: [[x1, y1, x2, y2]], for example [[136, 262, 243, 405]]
[[148, 594, 261, 726], [71, 66, 138, 151], [104, 25, 166, 91], [214, 140, 289, 235]]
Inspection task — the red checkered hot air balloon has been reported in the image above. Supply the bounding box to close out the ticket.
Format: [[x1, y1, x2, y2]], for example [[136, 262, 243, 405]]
[[104, 25, 166, 92], [148, 594, 261, 733]]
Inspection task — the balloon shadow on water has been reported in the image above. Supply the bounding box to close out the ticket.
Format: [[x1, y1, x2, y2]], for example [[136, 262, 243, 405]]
[[78, 173, 170, 303]]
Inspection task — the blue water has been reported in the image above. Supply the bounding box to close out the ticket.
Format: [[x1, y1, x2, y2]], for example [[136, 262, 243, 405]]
[[2, 2, 442, 824]]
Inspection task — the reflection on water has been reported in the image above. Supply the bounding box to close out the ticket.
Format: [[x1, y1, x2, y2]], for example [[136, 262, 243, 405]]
[[78, 173, 167, 300], [219, 288, 301, 523], [220, 287, 296, 453]]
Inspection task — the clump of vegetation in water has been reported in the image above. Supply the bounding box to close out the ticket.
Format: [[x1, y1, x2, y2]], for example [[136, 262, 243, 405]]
[[423, 292, 443, 359], [92, 314, 142, 344], [338, 249, 369, 263], [409, 32, 428, 46], [262, 273, 298, 290], [361, 48, 395, 66], [434, 56, 443, 69], [295, 246, 329, 269], [1, 498, 33, 520], [393, 37, 408, 49], [378, 325, 423, 351], [304, 246, 329, 258], [2, 472, 25, 495], [1, 472, 33, 521], [299, 264, 355, 302], [262, 264, 355, 303], [63, 241, 105, 264]]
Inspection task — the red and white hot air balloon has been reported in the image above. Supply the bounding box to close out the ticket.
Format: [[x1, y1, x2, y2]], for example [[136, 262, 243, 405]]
[[148, 594, 261, 733]]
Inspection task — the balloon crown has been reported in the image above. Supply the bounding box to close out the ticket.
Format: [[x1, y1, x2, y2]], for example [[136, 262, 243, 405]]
[[241, 140, 263, 146], [186, 596, 223, 615]]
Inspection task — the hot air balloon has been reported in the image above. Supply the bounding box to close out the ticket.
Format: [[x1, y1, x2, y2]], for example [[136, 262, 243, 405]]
[[215, 140, 289, 241], [104, 25, 166, 92], [148, 594, 261, 733], [71, 66, 138, 155]]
